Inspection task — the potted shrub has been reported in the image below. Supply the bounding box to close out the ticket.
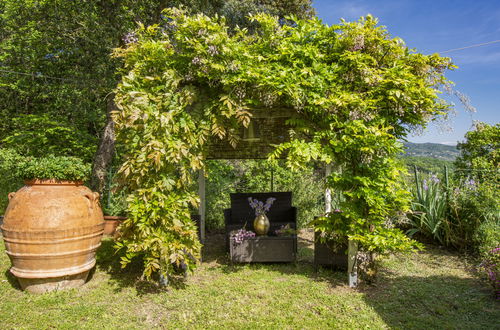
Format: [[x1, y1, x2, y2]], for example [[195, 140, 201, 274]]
[[102, 187, 128, 236], [1, 155, 104, 293], [311, 213, 348, 270]]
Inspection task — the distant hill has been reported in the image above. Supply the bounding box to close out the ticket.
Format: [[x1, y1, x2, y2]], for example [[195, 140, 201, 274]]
[[402, 142, 459, 161]]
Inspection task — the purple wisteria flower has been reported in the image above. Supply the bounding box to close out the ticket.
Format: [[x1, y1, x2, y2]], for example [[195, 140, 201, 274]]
[[248, 197, 276, 216], [351, 35, 365, 51], [123, 32, 138, 45], [207, 45, 219, 56], [191, 57, 202, 65]]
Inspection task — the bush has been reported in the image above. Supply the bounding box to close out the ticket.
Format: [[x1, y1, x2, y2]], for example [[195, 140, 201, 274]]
[[478, 246, 500, 299], [475, 217, 500, 257], [17, 155, 90, 181], [2, 114, 97, 163], [0, 148, 24, 214], [409, 170, 499, 251], [447, 178, 498, 250]]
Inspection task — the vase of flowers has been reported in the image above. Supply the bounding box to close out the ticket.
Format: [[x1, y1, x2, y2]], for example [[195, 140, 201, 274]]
[[248, 197, 276, 235]]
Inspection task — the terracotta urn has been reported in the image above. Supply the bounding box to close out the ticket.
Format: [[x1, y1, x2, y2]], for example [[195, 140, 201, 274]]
[[1, 180, 104, 293], [103, 215, 127, 236]]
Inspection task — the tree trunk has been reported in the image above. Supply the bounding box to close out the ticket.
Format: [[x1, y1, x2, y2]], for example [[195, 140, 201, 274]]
[[90, 93, 116, 196]]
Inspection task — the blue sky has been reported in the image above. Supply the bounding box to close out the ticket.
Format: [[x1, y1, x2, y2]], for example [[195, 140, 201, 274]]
[[313, 0, 500, 145]]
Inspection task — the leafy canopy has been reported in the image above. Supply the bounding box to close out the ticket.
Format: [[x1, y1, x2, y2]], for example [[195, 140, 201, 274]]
[[455, 122, 499, 173], [0, 0, 313, 162], [114, 8, 454, 278], [17, 155, 90, 181]]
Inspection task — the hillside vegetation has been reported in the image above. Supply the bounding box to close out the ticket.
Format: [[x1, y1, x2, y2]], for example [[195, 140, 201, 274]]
[[403, 142, 459, 161]]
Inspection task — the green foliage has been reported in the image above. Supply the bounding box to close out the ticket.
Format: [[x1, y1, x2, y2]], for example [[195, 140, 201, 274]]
[[113, 9, 454, 278], [401, 156, 454, 175], [409, 158, 499, 252], [218, 0, 314, 28], [478, 246, 500, 299], [101, 166, 129, 217], [0, 0, 314, 157], [17, 155, 90, 181], [0, 0, 128, 150], [304, 123, 422, 253], [475, 218, 500, 258], [2, 114, 97, 162], [0, 148, 24, 213], [409, 174, 447, 244], [451, 122, 500, 297], [455, 122, 500, 175], [447, 178, 498, 250]]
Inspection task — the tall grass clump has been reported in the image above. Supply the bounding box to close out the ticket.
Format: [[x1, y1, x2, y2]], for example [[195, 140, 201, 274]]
[[409, 172, 447, 244], [410, 169, 499, 250]]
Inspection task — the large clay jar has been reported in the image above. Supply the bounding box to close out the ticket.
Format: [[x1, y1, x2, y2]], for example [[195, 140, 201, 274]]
[[1, 180, 104, 293]]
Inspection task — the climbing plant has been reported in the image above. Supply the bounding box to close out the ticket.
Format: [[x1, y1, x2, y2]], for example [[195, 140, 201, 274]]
[[113, 8, 454, 279]]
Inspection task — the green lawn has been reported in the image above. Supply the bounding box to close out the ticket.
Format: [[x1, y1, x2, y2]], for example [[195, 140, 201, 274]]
[[1, 230, 498, 329]]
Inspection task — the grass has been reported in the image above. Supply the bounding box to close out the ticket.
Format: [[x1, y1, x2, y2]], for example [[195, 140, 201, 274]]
[[1, 230, 498, 329]]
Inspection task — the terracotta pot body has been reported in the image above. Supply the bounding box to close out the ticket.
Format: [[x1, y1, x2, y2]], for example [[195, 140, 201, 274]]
[[1, 180, 104, 293], [103, 215, 127, 236]]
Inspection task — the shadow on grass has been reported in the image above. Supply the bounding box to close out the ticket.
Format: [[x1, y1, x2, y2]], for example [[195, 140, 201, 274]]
[[200, 232, 346, 288], [3, 269, 20, 291], [362, 270, 500, 329], [95, 232, 347, 292], [95, 238, 167, 295], [96, 233, 364, 295]]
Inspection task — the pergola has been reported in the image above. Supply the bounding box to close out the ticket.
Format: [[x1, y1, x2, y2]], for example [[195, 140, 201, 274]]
[[111, 9, 448, 286], [197, 111, 358, 287]]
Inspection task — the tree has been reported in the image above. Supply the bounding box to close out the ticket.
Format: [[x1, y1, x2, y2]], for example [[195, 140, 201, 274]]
[[455, 122, 500, 174], [113, 9, 453, 279], [0, 0, 314, 195], [0, 1, 163, 171]]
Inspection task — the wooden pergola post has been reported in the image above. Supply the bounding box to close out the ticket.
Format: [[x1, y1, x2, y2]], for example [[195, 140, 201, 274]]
[[326, 163, 357, 287], [325, 164, 332, 214], [348, 240, 358, 287]]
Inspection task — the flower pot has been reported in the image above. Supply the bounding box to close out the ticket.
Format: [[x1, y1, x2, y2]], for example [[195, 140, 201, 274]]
[[1, 180, 104, 293], [103, 216, 127, 236], [313, 231, 348, 270]]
